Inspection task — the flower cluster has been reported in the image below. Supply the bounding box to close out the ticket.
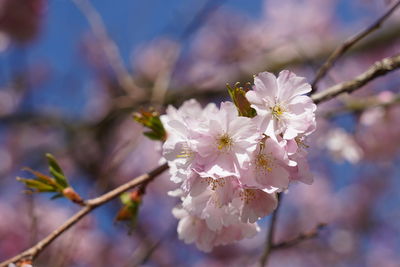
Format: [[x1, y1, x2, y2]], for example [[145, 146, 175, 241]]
[[161, 70, 316, 251]]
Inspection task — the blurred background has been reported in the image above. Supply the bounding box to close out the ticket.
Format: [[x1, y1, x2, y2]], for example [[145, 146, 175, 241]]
[[0, 0, 400, 266]]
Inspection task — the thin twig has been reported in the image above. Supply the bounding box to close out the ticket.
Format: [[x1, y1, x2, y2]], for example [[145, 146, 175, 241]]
[[27, 194, 38, 247], [150, 46, 181, 107], [178, 0, 227, 40], [0, 163, 169, 267], [272, 223, 327, 250], [311, 0, 400, 92], [130, 232, 170, 267], [312, 53, 400, 104], [259, 193, 282, 266], [72, 0, 144, 99]]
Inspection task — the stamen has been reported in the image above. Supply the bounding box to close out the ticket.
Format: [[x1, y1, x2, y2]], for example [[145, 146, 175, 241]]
[[239, 189, 256, 204], [204, 177, 226, 208], [217, 133, 233, 151], [205, 177, 226, 190], [254, 153, 274, 173], [271, 104, 286, 119]]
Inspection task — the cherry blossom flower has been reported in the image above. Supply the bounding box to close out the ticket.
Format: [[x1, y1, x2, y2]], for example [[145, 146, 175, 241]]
[[182, 188, 239, 231], [240, 138, 291, 192], [235, 189, 277, 223], [287, 149, 313, 185], [172, 206, 259, 252], [161, 99, 218, 183], [285, 135, 314, 185], [246, 70, 316, 140], [194, 101, 261, 179]]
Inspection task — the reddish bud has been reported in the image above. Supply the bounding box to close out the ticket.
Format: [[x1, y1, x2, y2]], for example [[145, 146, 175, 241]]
[[63, 187, 84, 205]]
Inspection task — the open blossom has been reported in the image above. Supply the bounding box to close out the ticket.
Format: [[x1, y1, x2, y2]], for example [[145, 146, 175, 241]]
[[240, 137, 291, 192], [287, 148, 313, 185], [246, 70, 316, 139], [184, 193, 239, 232], [161, 99, 218, 183], [194, 101, 261, 179], [182, 174, 277, 228], [173, 205, 259, 252], [236, 188, 277, 223]]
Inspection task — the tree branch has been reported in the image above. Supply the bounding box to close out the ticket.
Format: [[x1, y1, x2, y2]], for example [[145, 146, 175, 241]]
[[323, 92, 400, 118], [0, 163, 169, 267], [311, 0, 400, 92], [271, 223, 326, 250], [72, 0, 144, 99], [312, 53, 400, 104], [259, 193, 282, 266]]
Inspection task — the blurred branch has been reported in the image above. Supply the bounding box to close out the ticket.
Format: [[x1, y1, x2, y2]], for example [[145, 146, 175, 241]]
[[271, 223, 327, 250], [312, 53, 400, 104], [311, 0, 400, 92], [150, 47, 181, 107], [178, 0, 227, 39], [0, 163, 168, 267], [72, 0, 144, 99], [128, 229, 172, 267], [259, 193, 282, 267], [323, 92, 400, 118], [27, 195, 38, 246], [135, 239, 163, 266], [161, 22, 400, 107], [162, 53, 400, 108], [259, 201, 326, 265]]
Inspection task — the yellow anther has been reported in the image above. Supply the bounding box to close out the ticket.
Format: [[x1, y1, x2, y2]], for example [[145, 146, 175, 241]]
[[217, 133, 233, 151], [205, 177, 226, 191], [271, 104, 286, 119], [240, 189, 257, 204], [254, 153, 274, 174]]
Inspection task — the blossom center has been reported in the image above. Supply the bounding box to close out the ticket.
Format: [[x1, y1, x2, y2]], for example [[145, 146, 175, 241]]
[[254, 154, 273, 173], [239, 189, 256, 204], [271, 104, 286, 119], [217, 133, 233, 151], [204, 177, 226, 190]]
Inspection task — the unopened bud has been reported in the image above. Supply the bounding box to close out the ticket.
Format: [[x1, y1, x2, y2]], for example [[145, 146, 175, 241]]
[[63, 187, 84, 205], [116, 206, 132, 221], [130, 190, 141, 203]]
